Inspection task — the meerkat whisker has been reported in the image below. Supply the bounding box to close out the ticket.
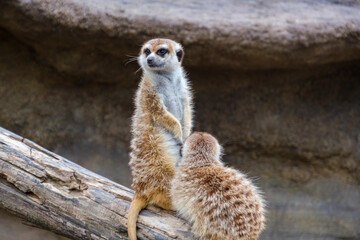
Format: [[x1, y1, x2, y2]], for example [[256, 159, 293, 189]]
[[134, 66, 142, 74], [125, 57, 138, 66]]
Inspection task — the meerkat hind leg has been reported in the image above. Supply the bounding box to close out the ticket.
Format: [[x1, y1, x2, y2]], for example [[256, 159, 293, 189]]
[[151, 191, 174, 211]]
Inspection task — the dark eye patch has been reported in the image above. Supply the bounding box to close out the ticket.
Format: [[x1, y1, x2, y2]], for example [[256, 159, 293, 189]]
[[156, 48, 168, 57], [176, 49, 183, 62], [144, 48, 151, 56]]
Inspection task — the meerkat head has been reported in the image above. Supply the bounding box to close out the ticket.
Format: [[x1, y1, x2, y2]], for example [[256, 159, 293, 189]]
[[138, 38, 184, 73], [182, 132, 223, 166]]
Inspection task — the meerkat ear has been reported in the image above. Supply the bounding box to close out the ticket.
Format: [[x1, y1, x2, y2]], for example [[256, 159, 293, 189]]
[[176, 49, 184, 63]]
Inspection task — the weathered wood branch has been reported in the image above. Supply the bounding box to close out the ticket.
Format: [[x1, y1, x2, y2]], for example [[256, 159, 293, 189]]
[[0, 127, 192, 240]]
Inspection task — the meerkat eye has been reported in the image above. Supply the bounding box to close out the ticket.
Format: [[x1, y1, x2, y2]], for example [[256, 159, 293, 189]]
[[176, 49, 183, 62], [156, 48, 168, 57], [144, 48, 151, 56]]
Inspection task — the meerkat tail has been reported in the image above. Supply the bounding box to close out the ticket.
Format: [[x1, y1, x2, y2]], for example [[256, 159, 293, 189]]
[[127, 195, 147, 240]]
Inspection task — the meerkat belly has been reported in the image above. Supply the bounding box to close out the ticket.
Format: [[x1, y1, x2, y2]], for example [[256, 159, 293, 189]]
[[163, 95, 184, 123], [153, 76, 185, 166], [160, 86, 184, 165], [159, 130, 181, 166], [156, 76, 185, 124]]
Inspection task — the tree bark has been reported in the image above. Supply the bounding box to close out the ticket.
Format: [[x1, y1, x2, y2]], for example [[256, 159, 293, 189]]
[[0, 127, 192, 240]]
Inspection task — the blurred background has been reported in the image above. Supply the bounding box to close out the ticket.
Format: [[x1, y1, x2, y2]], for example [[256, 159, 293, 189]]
[[0, 0, 360, 239]]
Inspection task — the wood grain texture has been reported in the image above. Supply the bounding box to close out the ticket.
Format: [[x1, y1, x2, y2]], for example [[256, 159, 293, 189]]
[[0, 127, 192, 240]]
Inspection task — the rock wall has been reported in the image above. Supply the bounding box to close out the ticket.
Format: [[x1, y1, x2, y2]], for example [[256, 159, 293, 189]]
[[0, 1, 360, 239]]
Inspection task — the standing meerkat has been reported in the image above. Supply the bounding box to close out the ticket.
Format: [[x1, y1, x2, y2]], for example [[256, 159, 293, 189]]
[[128, 38, 193, 240], [171, 132, 265, 240]]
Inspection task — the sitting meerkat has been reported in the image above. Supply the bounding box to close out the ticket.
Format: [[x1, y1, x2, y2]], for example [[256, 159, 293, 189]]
[[127, 38, 193, 240], [171, 132, 265, 240]]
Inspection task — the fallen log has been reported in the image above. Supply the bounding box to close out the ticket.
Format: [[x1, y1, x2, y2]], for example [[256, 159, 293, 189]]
[[0, 126, 192, 240]]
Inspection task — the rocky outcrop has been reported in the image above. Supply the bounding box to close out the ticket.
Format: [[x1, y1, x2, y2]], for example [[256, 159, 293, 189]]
[[1, 0, 360, 83], [0, 0, 359, 239]]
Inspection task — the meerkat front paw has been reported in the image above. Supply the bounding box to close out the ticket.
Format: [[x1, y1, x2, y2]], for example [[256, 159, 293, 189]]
[[183, 128, 191, 141], [174, 126, 183, 143]]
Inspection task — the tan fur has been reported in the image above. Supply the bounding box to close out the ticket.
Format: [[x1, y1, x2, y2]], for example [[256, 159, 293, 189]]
[[171, 132, 265, 240], [128, 39, 193, 240], [140, 38, 175, 56]]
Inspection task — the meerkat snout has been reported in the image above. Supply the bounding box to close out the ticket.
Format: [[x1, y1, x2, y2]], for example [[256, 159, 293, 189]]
[[147, 56, 154, 65]]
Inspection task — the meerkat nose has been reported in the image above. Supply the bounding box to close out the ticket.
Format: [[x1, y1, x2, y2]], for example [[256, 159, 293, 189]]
[[147, 57, 154, 64]]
